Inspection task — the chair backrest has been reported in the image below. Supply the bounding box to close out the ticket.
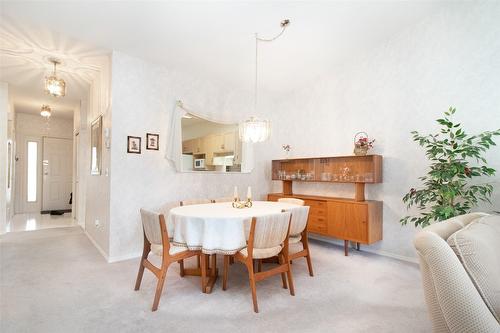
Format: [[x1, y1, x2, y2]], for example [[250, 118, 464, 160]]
[[180, 198, 212, 206], [249, 212, 291, 250], [278, 197, 305, 206], [284, 206, 310, 236], [212, 197, 234, 203], [140, 208, 167, 245], [414, 213, 499, 332], [156, 202, 178, 235]]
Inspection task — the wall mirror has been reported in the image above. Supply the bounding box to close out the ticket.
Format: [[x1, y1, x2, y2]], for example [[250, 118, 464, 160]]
[[90, 116, 102, 175], [180, 114, 252, 173]]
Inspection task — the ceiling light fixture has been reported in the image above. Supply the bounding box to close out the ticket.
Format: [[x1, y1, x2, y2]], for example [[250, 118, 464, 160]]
[[239, 19, 290, 143], [40, 104, 52, 118], [45, 59, 66, 97]]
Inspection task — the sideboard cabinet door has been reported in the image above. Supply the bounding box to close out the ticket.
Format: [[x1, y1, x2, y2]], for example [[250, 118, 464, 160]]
[[344, 203, 368, 243]]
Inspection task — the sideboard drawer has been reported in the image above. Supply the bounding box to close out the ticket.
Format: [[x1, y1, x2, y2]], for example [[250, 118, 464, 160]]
[[304, 200, 327, 209], [308, 215, 327, 234], [309, 206, 327, 217]]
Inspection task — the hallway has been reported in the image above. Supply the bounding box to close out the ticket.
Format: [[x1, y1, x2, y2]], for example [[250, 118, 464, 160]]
[[6, 213, 76, 232]]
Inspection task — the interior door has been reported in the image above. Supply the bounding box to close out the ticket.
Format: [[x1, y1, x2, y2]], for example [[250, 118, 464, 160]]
[[42, 137, 73, 211]]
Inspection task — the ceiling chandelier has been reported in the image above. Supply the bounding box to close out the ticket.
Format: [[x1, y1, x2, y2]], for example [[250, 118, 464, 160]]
[[239, 19, 290, 143], [45, 59, 66, 97], [40, 104, 51, 118]]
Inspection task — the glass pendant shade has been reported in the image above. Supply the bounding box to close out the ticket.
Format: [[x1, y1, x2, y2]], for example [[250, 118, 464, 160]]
[[239, 117, 271, 143], [45, 75, 66, 97], [40, 105, 51, 118], [45, 60, 66, 97]]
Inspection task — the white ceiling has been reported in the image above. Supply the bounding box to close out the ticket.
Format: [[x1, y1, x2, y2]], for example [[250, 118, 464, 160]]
[[1, 1, 448, 107]]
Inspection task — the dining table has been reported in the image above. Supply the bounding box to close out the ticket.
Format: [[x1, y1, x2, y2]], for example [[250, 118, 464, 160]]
[[167, 200, 299, 293]]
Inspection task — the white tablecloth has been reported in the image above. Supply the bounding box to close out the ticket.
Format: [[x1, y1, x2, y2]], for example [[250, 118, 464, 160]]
[[168, 201, 298, 255]]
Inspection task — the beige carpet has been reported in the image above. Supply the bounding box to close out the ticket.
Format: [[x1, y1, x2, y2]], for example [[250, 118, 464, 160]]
[[0, 227, 431, 332]]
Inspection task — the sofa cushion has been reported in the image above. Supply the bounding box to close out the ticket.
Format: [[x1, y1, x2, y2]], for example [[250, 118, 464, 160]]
[[447, 215, 500, 322]]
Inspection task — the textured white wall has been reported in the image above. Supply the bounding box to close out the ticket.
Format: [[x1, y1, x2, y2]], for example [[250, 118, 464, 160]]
[[106, 2, 500, 261], [268, 2, 500, 259], [0, 83, 8, 233], [81, 60, 112, 259], [108, 51, 275, 261], [15, 112, 73, 139]]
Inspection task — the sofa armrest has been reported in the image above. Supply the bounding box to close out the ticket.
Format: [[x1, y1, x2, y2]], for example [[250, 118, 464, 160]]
[[415, 231, 500, 333]]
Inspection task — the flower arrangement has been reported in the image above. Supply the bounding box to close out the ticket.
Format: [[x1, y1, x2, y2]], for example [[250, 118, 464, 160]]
[[353, 132, 375, 156]]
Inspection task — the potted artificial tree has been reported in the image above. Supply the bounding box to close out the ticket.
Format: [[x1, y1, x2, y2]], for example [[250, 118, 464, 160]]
[[401, 107, 500, 227]]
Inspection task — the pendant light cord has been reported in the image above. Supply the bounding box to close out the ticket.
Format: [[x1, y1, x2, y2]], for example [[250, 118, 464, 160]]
[[254, 19, 290, 114]]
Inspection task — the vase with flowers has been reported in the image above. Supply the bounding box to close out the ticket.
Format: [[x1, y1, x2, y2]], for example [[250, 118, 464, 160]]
[[353, 132, 375, 156]]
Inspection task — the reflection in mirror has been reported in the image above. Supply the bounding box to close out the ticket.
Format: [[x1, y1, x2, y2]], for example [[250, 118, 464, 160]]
[[90, 116, 102, 175], [181, 114, 247, 172]]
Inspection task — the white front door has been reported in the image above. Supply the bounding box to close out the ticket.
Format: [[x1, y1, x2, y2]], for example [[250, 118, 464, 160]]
[[42, 137, 73, 211]]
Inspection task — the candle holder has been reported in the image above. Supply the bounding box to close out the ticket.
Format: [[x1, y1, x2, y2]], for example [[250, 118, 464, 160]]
[[232, 198, 253, 209]]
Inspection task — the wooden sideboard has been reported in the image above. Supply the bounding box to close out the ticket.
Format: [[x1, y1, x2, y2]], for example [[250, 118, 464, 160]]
[[269, 155, 383, 255]]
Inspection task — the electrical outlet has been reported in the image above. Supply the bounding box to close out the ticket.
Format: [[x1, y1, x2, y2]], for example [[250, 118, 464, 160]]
[[95, 219, 100, 228]]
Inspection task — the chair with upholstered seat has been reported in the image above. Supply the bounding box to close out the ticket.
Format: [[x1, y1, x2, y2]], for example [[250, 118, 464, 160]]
[[277, 197, 305, 206], [134, 208, 201, 311], [180, 198, 212, 206], [222, 211, 295, 313], [284, 205, 313, 276], [212, 197, 234, 203]]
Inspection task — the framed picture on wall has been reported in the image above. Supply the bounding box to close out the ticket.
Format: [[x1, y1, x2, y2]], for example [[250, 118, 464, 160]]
[[90, 116, 102, 175], [146, 133, 159, 150], [127, 136, 141, 154]]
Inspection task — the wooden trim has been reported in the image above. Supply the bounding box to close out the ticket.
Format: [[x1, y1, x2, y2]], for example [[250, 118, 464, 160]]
[[354, 183, 365, 202]]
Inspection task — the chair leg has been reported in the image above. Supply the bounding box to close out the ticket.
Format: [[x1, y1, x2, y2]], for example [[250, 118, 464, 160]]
[[305, 253, 314, 277], [229, 256, 234, 265], [278, 254, 288, 289], [286, 258, 295, 296], [247, 261, 259, 313], [178, 259, 185, 277], [200, 254, 207, 293], [151, 264, 169, 311], [223, 255, 229, 290], [134, 259, 146, 291]]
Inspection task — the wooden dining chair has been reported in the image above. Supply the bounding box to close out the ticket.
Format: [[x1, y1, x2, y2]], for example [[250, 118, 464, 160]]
[[285, 205, 314, 276], [135, 208, 201, 311], [222, 212, 295, 313], [179, 198, 212, 206], [277, 197, 305, 206], [211, 197, 234, 203]]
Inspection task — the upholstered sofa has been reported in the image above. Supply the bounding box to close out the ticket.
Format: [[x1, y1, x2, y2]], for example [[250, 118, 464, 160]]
[[414, 213, 500, 333]]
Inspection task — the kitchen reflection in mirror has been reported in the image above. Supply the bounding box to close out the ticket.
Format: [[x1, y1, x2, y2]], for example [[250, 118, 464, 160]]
[[181, 114, 246, 172]]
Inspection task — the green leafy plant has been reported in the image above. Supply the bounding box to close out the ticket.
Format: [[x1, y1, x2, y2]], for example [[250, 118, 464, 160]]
[[400, 107, 500, 227]]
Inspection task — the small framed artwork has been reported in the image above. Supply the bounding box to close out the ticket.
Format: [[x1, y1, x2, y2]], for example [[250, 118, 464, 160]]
[[127, 136, 141, 154], [146, 133, 159, 150]]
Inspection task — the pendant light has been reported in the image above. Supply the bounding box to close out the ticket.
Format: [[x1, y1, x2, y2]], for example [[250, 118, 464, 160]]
[[45, 59, 66, 97], [40, 104, 51, 117], [239, 19, 290, 143]]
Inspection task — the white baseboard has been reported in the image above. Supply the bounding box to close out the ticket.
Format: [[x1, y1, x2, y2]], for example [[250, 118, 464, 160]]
[[309, 234, 419, 264], [84, 231, 109, 261]]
